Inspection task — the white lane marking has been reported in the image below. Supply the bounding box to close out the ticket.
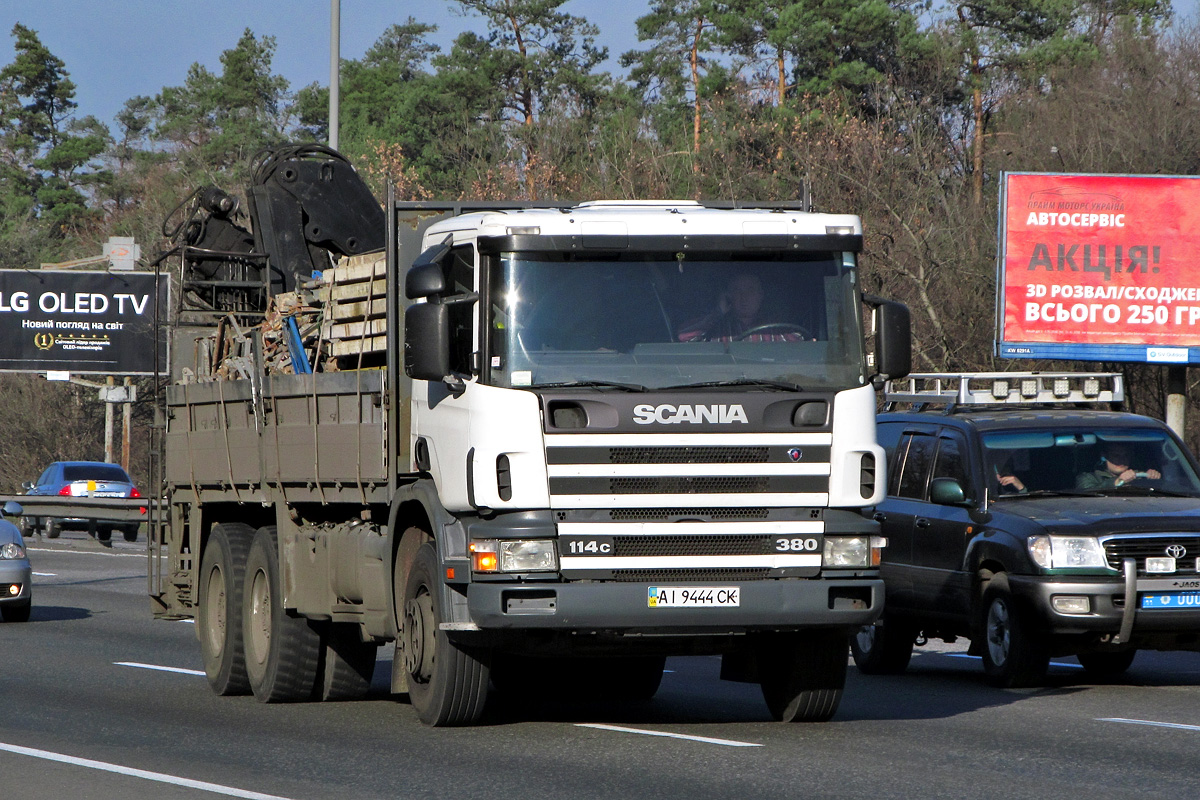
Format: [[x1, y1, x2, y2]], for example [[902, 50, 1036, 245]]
[[115, 662, 205, 677], [941, 653, 1082, 669], [0, 741, 298, 800], [1099, 717, 1200, 733], [577, 723, 762, 748], [33, 572, 56, 576]]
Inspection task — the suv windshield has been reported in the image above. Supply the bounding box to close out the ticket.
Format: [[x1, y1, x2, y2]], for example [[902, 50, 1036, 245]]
[[488, 250, 865, 390], [983, 427, 1200, 500]]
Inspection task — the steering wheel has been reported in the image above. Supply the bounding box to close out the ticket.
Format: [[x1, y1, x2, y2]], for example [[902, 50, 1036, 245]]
[[733, 323, 812, 341]]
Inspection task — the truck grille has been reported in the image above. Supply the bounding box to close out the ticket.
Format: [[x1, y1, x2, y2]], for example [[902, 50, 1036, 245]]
[[606, 507, 772, 521], [610, 568, 771, 582], [1103, 536, 1200, 575], [614, 535, 778, 557]]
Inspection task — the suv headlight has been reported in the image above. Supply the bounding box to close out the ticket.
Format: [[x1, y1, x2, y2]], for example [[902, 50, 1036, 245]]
[[470, 540, 558, 573], [0, 542, 26, 560], [1028, 535, 1107, 569], [823, 535, 888, 568]]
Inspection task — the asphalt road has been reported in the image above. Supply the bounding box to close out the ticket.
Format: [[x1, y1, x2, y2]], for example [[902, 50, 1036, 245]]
[[4, 533, 1200, 800]]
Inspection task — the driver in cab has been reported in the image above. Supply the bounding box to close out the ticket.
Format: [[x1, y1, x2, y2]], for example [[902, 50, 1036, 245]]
[[677, 273, 808, 342]]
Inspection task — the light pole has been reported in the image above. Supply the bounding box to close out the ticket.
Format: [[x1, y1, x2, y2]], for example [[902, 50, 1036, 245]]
[[329, 0, 340, 150]]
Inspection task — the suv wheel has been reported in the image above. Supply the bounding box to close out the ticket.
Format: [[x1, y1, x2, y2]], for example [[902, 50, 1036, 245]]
[[850, 617, 916, 675], [979, 577, 1049, 688]]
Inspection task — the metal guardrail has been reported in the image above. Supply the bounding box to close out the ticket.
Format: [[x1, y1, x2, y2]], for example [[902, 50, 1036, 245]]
[[0, 495, 157, 524]]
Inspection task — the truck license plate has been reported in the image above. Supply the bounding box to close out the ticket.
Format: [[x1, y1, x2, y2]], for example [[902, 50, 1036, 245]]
[[648, 586, 739, 608], [1141, 592, 1200, 609]]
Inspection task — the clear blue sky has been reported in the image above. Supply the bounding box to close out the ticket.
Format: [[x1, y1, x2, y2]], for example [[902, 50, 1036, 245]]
[[0, 0, 650, 127], [2, 1, 1197, 130]]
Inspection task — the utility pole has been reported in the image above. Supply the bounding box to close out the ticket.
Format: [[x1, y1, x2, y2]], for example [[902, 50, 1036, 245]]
[[329, 0, 340, 150]]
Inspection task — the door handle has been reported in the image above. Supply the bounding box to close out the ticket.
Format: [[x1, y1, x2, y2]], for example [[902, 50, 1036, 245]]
[[915, 517, 931, 529]]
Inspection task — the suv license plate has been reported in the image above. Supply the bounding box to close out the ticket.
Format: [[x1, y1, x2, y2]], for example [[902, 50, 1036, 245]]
[[648, 586, 739, 608], [1141, 592, 1200, 609]]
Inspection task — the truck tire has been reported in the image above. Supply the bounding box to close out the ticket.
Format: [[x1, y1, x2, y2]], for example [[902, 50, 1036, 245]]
[[197, 522, 254, 695], [979, 577, 1048, 688], [243, 526, 322, 702], [1, 598, 31, 623], [1077, 649, 1136, 679], [319, 622, 378, 701], [757, 630, 848, 722], [850, 617, 916, 675], [46, 519, 60, 539], [123, 526, 139, 543], [400, 542, 490, 726]]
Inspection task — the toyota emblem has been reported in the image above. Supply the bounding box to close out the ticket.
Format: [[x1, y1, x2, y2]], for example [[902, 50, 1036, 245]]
[[787, 448, 804, 462], [1166, 544, 1187, 559]]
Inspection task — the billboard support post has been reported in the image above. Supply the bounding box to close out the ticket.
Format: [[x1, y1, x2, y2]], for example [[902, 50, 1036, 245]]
[[1167, 366, 1187, 439], [104, 376, 115, 463]]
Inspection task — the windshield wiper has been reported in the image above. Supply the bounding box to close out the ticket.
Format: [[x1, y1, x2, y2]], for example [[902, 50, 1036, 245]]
[[532, 380, 647, 392], [660, 378, 804, 391]]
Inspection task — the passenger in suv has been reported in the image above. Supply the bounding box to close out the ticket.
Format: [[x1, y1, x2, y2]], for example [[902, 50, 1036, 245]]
[[852, 373, 1200, 687]]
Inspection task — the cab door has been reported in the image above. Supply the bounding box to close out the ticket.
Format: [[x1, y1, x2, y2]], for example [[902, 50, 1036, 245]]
[[908, 430, 977, 623]]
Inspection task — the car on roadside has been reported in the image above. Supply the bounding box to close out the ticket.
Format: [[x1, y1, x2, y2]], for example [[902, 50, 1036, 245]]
[[1, 500, 32, 622], [22, 461, 143, 542], [853, 373, 1200, 687]]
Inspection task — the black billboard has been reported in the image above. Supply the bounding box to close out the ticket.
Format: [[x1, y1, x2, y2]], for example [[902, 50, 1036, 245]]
[[0, 270, 169, 375]]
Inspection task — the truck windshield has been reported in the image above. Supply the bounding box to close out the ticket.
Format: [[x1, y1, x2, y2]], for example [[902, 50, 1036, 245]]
[[983, 428, 1200, 499], [488, 250, 866, 391]]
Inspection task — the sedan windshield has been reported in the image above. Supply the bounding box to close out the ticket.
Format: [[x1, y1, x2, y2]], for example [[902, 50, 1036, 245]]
[[983, 427, 1200, 501], [488, 250, 866, 390]]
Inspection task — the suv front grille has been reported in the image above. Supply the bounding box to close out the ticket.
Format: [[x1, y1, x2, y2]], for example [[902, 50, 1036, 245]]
[[1103, 536, 1200, 575]]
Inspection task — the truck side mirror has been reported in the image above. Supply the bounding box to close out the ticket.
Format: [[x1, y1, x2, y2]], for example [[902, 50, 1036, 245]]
[[406, 261, 447, 299], [404, 302, 451, 381], [874, 300, 911, 381]]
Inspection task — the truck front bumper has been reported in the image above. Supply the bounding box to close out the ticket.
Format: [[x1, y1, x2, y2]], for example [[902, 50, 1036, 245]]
[[464, 576, 883, 631]]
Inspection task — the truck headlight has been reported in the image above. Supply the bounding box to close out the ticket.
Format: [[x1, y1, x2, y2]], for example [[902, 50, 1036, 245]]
[[0, 542, 26, 560], [1028, 535, 1107, 569], [823, 536, 887, 568], [470, 540, 558, 573]]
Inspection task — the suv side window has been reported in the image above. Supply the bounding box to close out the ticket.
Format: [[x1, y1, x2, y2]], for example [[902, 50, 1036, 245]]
[[896, 432, 937, 499], [932, 433, 970, 491]]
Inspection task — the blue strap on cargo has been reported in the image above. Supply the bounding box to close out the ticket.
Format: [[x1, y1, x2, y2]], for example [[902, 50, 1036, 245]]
[[284, 316, 312, 374]]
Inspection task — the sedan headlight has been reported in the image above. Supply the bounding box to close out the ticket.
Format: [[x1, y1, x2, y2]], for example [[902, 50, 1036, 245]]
[[0, 542, 26, 560], [823, 535, 887, 568], [1028, 535, 1107, 569], [470, 540, 558, 573]]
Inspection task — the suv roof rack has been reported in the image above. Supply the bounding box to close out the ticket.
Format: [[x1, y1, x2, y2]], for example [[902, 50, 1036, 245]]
[[883, 372, 1124, 411]]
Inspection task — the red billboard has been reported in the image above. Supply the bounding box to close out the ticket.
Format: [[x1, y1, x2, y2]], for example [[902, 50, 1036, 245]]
[[997, 172, 1200, 363]]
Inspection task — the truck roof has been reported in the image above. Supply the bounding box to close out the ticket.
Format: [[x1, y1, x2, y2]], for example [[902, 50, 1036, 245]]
[[879, 407, 1169, 434], [422, 200, 862, 243]]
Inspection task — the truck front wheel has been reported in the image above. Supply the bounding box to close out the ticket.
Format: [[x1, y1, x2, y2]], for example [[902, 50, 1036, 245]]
[[757, 630, 848, 722], [243, 526, 322, 702], [400, 543, 490, 726], [197, 522, 254, 695]]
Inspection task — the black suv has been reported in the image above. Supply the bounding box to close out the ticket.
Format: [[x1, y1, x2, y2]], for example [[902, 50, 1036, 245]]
[[852, 373, 1200, 687]]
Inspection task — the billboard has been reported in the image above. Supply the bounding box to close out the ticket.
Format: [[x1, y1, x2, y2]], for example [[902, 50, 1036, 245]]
[[0, 270, 168, 374], [997, 172, 1200, 364]]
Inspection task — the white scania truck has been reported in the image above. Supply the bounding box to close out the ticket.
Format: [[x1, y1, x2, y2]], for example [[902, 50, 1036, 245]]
[[150, 146, 911, 725]]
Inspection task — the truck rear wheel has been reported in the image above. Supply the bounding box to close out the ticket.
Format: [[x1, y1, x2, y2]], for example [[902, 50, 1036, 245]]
[[850, 617, 916, 675], [319, 622, 378, 701], [400, 543, 490, 725], [758, 630, 848, 722], [197, 522, 254, 695], [243, 526, 322, 702]]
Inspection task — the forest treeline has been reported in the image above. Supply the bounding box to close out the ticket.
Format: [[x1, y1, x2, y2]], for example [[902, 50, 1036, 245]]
[[1, 0, 1198, 486]]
